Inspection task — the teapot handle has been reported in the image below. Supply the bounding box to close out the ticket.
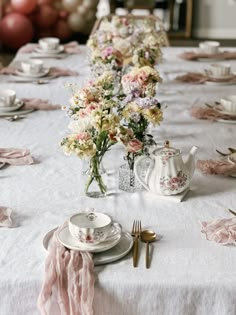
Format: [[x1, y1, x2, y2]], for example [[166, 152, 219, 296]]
[[134, 155, 154, 191]]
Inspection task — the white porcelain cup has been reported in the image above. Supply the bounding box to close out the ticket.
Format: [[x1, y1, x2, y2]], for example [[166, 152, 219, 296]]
[[38, 37, 60, 51], [69, 212, 112, 244], [21, 59, 43, 75], [199, 41, 220, 54], [0, 89, 16, 107], [220, 95, 236, 112], [208, 63, 231, 78]]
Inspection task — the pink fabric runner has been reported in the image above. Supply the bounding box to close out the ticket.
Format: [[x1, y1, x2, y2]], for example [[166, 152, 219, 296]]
[[179, 50, 236, 61], [201, 217, 236, 245], [21, 98, 61, 110], [38, 224, 94, 315], [0, 148, 34, 165], [197, 159, 236, 176], [191, 106, 236, 121], [19, 41, 80, 54], [176, 72, 236, 84], [0, 207, 13, 227], [0, 66, 78, 77]]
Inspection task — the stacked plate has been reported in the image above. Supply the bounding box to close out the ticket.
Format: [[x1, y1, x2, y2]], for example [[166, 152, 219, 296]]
[[43, 212, 133, 265]]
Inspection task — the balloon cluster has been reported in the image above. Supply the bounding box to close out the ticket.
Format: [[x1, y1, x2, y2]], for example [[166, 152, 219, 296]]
[[0, 0, 99, 49]]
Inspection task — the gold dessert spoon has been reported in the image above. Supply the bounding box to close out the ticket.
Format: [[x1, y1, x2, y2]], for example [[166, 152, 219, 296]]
[[141, 230, 157, 269]]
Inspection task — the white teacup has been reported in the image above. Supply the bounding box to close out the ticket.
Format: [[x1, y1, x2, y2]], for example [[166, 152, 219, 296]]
[[199, 41, 220, 54], [69, 212, 112, 244], [0, 89, 16, 107], [21, 59, 43, 75], [208, 63, 231, 78], [39, 37, 60, 51], [220, 95, 236, 113]]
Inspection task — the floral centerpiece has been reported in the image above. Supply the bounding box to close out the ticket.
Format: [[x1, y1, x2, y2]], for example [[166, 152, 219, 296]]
[[61, 71, 120, 197]]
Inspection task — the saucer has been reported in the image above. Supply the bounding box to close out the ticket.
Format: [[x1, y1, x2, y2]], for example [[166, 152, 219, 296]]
[[216, 108, 236, 116], [15, 67, 49, 78], [0, 108, 34, 117], [57, 225, 122, 253], [0, 99, 24, 112], [35, 45, 64, 55], [208, 73, 235, 80], [43, 228, 133, 265]]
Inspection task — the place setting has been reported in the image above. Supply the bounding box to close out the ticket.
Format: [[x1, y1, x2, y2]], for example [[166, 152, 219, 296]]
[[191, 94, 236, 124], [43, 211, 133, 266], [176, 63, 236, 86], [19, 37, 80, 59], [178, 40, 236, 62]]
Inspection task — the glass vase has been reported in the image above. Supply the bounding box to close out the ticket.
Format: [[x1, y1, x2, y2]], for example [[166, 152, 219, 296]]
[[118, 164, 143, 193], [85, 156, 107, 198]]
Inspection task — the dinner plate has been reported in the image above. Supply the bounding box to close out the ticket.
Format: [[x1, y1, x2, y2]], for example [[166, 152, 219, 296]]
[[15, 67, 49, 78], [34, 45, 64, 55], [216, 118, 236, 124], [0, 99, 24, 112], [43, 228, 133, 265], [57, 225, 122, 253], [0, 108, 34, 117]]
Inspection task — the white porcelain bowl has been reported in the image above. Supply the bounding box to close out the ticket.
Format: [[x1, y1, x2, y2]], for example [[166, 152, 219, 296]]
[[199, 41, 220, 54], [69, 212, 112, 244], [21, 59, 43, 75], [0, 89, 16, 107], [39, 37, 60, 51], [209, 63, 231, 78], [220, 95, 236, 113]]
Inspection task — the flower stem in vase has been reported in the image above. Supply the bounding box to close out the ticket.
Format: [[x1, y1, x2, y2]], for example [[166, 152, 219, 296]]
[[85, 155, 107, 198]]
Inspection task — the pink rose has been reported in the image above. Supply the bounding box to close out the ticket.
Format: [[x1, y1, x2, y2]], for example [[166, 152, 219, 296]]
[[76, 132, 90, 141], [126, 139, 143, 153]]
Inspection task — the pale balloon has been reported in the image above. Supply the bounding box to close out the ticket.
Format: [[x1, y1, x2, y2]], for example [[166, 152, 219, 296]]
[[68, 12, 85, 32], [62, 0, 80, 12], [77, 4, 88, 16]]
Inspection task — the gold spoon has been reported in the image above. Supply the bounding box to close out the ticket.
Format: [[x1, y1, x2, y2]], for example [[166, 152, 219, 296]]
[[141, 230, 157, 269]]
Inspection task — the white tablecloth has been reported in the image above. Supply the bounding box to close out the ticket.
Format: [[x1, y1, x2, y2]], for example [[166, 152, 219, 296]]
[[0, 46, 236, 315]]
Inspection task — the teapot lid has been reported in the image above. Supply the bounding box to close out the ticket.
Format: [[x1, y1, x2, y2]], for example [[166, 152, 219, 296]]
[[153, 140, 180, 157]]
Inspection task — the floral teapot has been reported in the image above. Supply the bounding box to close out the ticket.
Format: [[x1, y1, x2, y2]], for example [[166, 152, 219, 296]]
[[134, 141, 198, 195]]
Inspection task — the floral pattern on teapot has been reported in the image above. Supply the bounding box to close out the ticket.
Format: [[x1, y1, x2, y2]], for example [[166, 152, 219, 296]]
[[160, 170, 188, 193], [160, 150, 176, 166]]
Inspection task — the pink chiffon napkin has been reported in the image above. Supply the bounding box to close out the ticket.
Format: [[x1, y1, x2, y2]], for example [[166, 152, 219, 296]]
[[38, 223, 94, 315], [19, 41, 80, 54], [176, 72, 236, 84], [0, 66, 78, 77], [21, 98, 61, 110], [0, 207, 13, 228], [179, 51, 236, 61], [0, 148, 34, 165], [191, 106, 236, 121], [197, 159, 236, 176], [201, 217, 236, 245]]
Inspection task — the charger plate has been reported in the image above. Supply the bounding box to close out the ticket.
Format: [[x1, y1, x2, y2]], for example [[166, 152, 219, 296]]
[[43, 228, 133, 266], [0, 108, 34, 117]]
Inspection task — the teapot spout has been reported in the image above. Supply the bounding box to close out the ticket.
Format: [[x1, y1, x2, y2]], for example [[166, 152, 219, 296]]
[[185, 146, 199, 178]]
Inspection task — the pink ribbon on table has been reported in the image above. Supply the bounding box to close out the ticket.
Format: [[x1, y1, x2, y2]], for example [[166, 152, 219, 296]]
[[191, 106, 236, 121], [179, 50, 236, 61], [201, 217, 236, 245], [197, 159, 236, 176], [0, 67, 78, 77], [176, 72, 236, 84], [0, 207, 13, 228], [21, 98, 61, 110], [19, 41, 80, 54], [37, 223, 94, 315], [0, 148, 34, 165]]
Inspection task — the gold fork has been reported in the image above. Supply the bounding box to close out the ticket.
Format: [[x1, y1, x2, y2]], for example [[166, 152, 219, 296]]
[[131, 220, 141, 267]]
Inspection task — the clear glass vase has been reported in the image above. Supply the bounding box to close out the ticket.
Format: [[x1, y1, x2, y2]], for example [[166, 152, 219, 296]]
[[118, 164, 143, 193], [85, 156, 107, 198]]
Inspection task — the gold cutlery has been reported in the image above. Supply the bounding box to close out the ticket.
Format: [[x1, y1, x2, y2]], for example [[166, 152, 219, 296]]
[[4, 115, 26, 121], [228, 148, 236, 153], [7, 79, 50, 85], [141, 230, 157, 269], [131, 220, 141, 268], [228, 208, 236, 216], [216, 149, 231, 157]]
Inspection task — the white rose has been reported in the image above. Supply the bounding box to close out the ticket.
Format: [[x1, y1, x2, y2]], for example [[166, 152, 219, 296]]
[[68, 117, 92, 133]]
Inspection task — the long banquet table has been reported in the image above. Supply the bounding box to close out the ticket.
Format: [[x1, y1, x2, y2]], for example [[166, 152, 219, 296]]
[[0, 46, 236, 315]]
